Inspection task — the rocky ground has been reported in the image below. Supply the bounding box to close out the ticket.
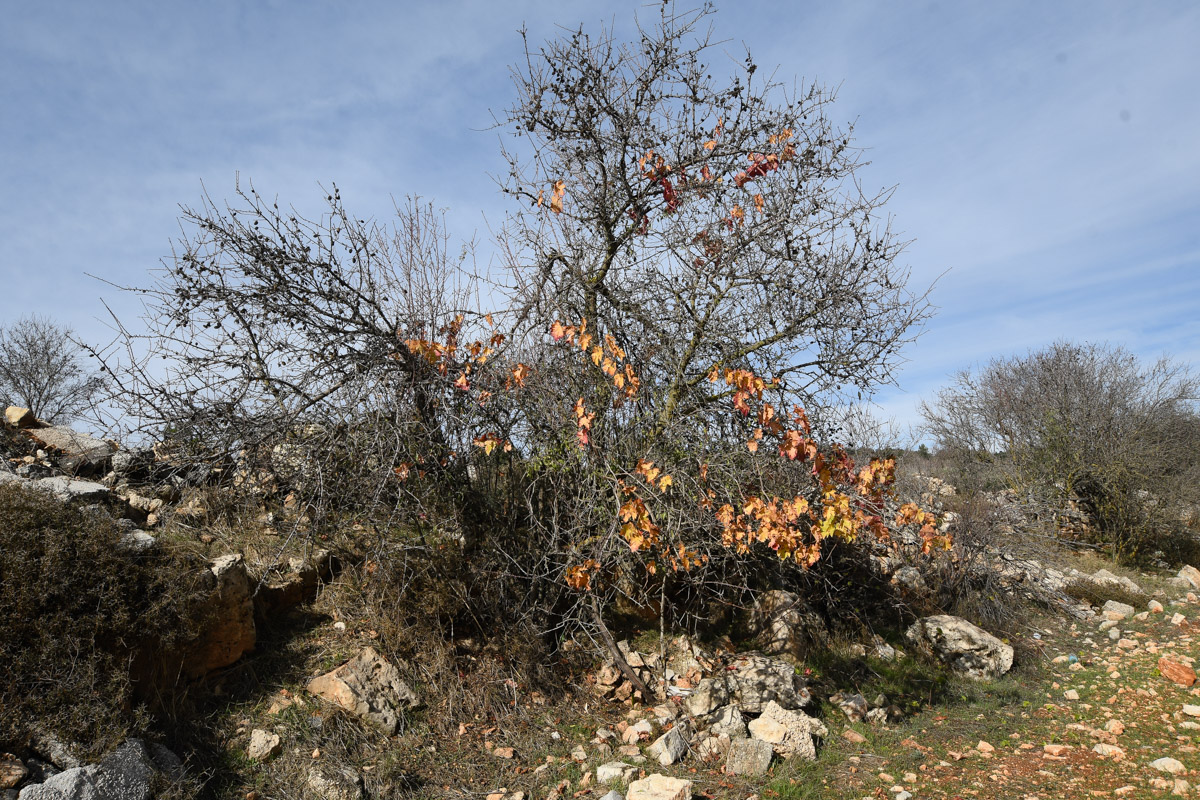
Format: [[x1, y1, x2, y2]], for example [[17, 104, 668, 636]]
[[4, 406, 1200, 799]]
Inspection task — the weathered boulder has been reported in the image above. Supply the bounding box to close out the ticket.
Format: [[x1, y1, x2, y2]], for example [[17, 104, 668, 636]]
[[17, 739, 179, 800], [905, 615, 1013, 680], [751, 590, 828, 657], [724, 737, 774, 777], [646, 727, 688, 766], [25, 427, 115, 476], [596, 762, 638, 783], [254, 549, 334, 619], [1102, 600, 1135, 621], [686, 653, 811, 716], [4, 407, 39, 428], [1178, 565, 1200, 590], [746, 700, 826, 760], [1091, 569, 1143, 595], [626, 774, 691, 800], [727, 653, 812, 714], [705, 705, 747, 739], [185, 554, 256, 678], [307, 647, 420, 734]]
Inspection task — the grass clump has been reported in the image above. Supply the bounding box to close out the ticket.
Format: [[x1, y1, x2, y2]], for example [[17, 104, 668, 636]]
[[1061, 578, 1146, 609], [0, 482, 208, 756]]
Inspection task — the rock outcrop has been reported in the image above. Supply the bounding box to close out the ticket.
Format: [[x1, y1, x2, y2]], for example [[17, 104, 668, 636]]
[[905, 615, 1014, 680]]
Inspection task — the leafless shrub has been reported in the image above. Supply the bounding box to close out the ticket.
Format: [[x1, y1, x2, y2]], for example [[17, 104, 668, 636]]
[[921, 341, 1200, 561]]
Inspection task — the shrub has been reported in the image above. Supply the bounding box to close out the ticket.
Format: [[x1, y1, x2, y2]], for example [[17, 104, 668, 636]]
[[0, 483, 207, 755], [921, 341, 1200, 562]]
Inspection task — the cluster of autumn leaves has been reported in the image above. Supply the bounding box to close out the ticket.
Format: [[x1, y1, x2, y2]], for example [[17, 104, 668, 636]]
[[393, 309, 948, 594]]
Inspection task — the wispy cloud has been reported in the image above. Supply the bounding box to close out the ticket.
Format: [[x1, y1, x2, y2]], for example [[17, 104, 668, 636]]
[[2, 0, 1197, 433]]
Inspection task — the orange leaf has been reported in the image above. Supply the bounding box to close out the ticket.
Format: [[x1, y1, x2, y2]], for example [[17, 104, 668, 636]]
[[453, 374, 471, 391], [703, 140, 717, 151], [549, 180, 565, 214], [550, 321, 567, 341]]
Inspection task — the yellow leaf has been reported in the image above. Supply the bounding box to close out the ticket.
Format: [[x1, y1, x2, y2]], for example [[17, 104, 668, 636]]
[[658, 475, 673, 491]]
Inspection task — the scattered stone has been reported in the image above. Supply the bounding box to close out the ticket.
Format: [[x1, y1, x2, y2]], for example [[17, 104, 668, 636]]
[[4, 407, 37, 427], [976, 741, 994, 753], [596, 762, 638, 784], [306, 767, 365, 800], [493, 747, 515, 759], [25, 426, 115, 475], [626, 773, 691, 800], [622, 720, 655, 744], [0, 755, 27, 790], [691, 733, 731, 763], [1149, 600, 1165, 614], [842, 729, 867, 745], [747, 700, 826, 760], [1172, 613, 1187, 626], [905, 615, 1014, 680], [1064, 689, 1080, 701], [1159, 657, 1197, 687], [306, 647, 420, 735], [833, 693, 868, 722], [247, 730, 282, 761], [724, 738, 774, 777], [1178, 565, 1200, 590], [647, 728, 688, 766], [1102, 600, 1135, 621], [598, 792, 623, 800], [1184, 704, 1200, 717], [570, 746, 588, 762], [1093, 743, 1125, 760], [706, 705, 747, 739], [1106, 720, 1125, 735], [1151, 757, 1187, 775]]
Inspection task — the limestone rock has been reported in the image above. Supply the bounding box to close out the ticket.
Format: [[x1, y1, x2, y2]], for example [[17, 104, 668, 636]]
[[626, 774, 692, 800], [1151, 757, 1186, 775], [4, 407, 38, 428], [185, 554, 256, 678], [683, 677, 729, 717], [596, 762, 638, 784], [1102, 600, 1135, 621], [728, 653, 812, 714], [905, 615, 1013, 680], [1092, 569, 1143, 595], [691, 733, 731, 762], [247, 729, 282, 761], [26, 427, 115, 476], [724, 738, 774, 777], [646, 728, 688, 766], [18, 739, 178, 800], [751, 590, 828, 657], [1179, 565, 1200, 590], [307, 647, 420, 734], [747, 700, 826, 761], [307, 767, 365, 800], [705, 705, 747, 739]]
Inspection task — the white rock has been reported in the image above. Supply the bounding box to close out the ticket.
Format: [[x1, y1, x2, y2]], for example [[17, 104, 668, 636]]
[[1151, 757, 1186, 775], [247, 729, 281, 761], [626, 773, 692, 800], [905, 615, 1013, 680]]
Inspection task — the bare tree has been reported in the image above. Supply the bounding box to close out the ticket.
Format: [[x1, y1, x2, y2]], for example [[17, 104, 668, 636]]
[[93, 182, 493, 537], [0, 314, 102, 423], [497, 4, 932, 435], [921, 341, 1200, 560]]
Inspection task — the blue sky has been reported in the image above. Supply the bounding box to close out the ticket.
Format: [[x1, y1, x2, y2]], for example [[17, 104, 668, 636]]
[[2, 0, 1198, 436]]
